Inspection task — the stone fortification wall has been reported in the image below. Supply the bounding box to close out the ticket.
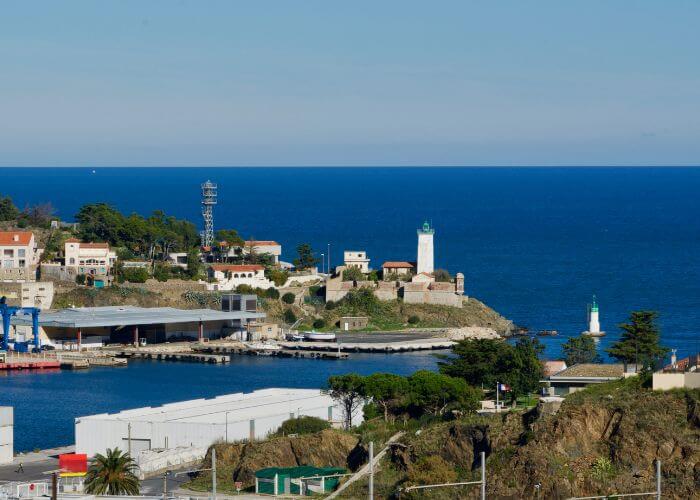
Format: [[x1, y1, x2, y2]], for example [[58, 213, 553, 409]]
[[128, 278, 208, 294]]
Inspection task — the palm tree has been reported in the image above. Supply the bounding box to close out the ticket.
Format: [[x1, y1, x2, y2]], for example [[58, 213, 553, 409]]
[[84, 448, 140, 495]]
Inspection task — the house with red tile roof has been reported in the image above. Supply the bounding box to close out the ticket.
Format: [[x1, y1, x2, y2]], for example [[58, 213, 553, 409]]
[[0, 231, 42, 281]]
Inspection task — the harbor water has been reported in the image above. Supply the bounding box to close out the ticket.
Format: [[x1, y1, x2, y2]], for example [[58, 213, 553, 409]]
[[1, 166, 699, 451]]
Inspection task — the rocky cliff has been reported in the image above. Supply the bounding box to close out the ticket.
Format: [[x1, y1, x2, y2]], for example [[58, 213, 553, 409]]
[[381, 378, 699, 499], [186, 429, 361, 494]]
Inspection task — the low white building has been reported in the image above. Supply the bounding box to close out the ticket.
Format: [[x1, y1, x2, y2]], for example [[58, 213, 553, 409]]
[[206, 264, 274, 290], [0, 231, 42, 282], [75, 388, 362, 457], [64, 239, 117, 286], [243, 241, 282, 264], [0, 407, 11, 465], [343, 251, 370, 273]]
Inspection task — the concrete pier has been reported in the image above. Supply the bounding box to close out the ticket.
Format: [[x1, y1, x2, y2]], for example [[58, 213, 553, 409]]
[[114, 350, 229, 364], [278, 339, 456, 353]]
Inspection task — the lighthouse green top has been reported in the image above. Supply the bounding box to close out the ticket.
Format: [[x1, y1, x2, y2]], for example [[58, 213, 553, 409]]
[[591, 295, 598, 312], [418, 220, 434, 234]]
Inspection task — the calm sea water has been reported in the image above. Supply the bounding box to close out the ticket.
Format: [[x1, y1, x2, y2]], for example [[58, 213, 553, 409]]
[[3, 355, 438, 452], [2, 167, 700, 450]]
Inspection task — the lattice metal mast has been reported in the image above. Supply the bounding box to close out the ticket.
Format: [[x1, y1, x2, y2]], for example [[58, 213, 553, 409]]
[[201, 180, 217, 247]]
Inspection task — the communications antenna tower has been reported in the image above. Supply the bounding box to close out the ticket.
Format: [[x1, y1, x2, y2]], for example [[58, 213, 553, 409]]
[[201, 180, 217, 247]]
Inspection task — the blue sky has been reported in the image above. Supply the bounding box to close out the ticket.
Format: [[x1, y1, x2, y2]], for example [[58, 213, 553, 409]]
[[1, 1, 699, 166]]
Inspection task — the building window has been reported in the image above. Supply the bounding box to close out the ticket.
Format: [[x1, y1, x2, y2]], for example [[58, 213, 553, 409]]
[[69, 258, 75, 265], [3, 259, 13, 268], [3, 249, 12, 257], [18, 249, 26, 258], [19, 259, 25, 267]]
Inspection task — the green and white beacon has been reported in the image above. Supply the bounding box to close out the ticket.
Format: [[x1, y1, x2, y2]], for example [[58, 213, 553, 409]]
[[582, 295, 605, 337]]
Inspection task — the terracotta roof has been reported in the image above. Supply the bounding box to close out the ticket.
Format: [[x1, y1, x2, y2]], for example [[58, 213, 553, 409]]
[[0, 231, 34, 246], [210, 264, 264, 272], [663, 353, 700, 372], [382, 261, 415, 269], [80, 242, 110, 249], [551, 363, 624, 379], [65, 238, 80, 243], [245, 240, 280, 246]]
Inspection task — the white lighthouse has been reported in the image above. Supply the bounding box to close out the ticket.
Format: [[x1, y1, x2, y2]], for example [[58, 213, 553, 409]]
[[582, 295, 605, 337], [416, 221, 434, 275]]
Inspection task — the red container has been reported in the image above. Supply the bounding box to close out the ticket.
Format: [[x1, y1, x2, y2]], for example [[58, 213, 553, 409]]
[[59, 453, 88, 476]]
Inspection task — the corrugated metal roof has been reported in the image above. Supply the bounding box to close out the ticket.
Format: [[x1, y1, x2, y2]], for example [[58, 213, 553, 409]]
[[11, 305, 264, 328], [77, 388, 332, 425]]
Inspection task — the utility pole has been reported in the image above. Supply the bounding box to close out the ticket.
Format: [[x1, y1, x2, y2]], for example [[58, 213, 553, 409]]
[[368, 441, 374, 500], [127, 422, 132, 456], [212, 448, 217, 500], [51, 472, 57, 500], [656, 460, 661, 500], [163, 471, 168, 499]]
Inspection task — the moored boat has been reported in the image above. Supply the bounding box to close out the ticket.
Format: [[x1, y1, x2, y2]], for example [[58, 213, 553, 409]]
[[303, 331, 337, 342]]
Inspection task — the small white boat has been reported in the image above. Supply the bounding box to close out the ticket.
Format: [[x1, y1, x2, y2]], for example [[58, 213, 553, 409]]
[[304, 331, 337, 342], [286, 333, 305, 341], [245, 341, 282, 351]]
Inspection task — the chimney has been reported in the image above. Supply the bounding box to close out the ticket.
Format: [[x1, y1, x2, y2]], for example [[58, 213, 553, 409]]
[[13, 234, 19, 242], [671, 349, 677, 369]]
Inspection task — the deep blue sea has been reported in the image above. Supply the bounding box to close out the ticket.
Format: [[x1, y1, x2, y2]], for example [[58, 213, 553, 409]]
[[2, 167, 700, 451]]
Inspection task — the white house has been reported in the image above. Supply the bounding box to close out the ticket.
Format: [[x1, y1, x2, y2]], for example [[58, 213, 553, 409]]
[[207, 264, 274, 290], [64, 239, 117, 286], [243, 241, 282, 264], [343, 251, 370, 273], [381, 261, 415, 279], [0, 231, 42, 281]]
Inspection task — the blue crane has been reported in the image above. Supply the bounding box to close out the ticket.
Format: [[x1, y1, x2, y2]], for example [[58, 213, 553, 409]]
[[0, 296, 41, 353]]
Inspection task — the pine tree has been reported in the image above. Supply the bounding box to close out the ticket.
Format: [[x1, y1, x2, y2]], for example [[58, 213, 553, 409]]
[[562, 335, 601, 365], [606, 311, 668, 370]]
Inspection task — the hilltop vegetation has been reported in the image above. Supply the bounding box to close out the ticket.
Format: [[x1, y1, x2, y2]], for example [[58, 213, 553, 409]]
[[262, 287, 513, 334], [340, 377, 700, 499]]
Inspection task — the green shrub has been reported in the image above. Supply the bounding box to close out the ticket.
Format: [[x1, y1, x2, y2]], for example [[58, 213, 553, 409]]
[[264, 288, 280, 299], [408, 315, 420, 325], [362, 403, 381, 421], [275, 416, 330, 436], [283, 309, 297, 325], [434, 268, 452, 282], [591, 456, 616, 482], [313, 318, 326, 329], [325, 300, 337, 310], [342, 267, 364, 282], [75, 274, 86, 285], [153, 264, 170, 282], [341, 287, 383, 314], [309, 285, 321, 296], [406, 456, 457, 486], [265, 268, 289, 287], [119, 267, 149, 283], [234, 284, 255, 294], [282, 292, 296, 304]]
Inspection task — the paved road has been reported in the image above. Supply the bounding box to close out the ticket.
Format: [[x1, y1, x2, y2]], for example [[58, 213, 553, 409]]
[[0, 446, 73, 484], [336, 331, 438, 344]]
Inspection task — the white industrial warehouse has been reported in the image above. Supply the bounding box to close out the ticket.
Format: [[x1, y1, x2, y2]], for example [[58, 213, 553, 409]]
[[75, 388, 363, 457]]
